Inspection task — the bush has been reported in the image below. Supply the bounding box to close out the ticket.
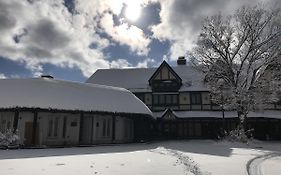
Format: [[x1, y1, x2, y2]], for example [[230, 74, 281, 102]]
[[220, 125, 253, 143], [0, 129, 20, 148]]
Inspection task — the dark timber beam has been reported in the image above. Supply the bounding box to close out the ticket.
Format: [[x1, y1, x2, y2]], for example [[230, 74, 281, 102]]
[[90, 116, 94, 145], [112, 115, 116, 142], [32, 111, 38, 146], [13, 110, 19, 133], [79, 112, 84, 144]]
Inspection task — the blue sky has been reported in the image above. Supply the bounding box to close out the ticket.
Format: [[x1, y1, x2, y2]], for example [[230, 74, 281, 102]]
[[0, 0, 277, 82]]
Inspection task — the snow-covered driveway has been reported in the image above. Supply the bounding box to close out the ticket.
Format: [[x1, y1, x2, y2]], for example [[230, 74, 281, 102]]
[[247, 152, 281, 175], [0, 140, 281, 175]]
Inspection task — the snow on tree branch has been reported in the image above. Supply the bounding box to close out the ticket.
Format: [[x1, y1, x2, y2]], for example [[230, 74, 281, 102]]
[[191, 4, 281, 126]]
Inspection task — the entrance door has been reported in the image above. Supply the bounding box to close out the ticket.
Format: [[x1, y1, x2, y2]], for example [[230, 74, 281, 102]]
[[163, 122, 177, 139], [80, 115, 94, 145], [24, 122, 39, 146], [24, 122, 33, 146]]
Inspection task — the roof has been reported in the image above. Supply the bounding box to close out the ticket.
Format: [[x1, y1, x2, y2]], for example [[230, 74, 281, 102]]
[[153, 110, 281, 120], [0, 78, 152, 116], [86, 65, 208, 92]]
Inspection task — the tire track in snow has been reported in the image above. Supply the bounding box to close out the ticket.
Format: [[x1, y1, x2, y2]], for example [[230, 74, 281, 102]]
[[247, 152, 281, 175]]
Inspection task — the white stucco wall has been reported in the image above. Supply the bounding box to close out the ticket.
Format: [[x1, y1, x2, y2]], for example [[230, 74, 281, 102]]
[[92, 115, 112, 144], [145, 93, 152, 105], [179, 93, 190, 104], [38, 112, 80, 146], [202, 92, 211, 104]]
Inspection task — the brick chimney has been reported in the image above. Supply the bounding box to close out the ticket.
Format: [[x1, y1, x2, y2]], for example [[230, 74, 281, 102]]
[[177, 56, 186, 65], [41, 75, 54, 79]]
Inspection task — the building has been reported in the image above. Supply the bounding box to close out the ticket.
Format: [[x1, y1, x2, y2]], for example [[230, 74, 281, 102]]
[[87, 57, 281, 140], [0, 77, 152, 147]]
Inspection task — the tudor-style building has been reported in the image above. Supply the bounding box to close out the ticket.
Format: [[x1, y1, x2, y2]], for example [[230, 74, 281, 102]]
[[87, 57, 281, 140]]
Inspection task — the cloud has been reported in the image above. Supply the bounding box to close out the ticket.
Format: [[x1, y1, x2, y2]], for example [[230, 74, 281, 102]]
[[1, 0, 276, 79], [136, 58, 155, 68], [26, 19, 70, 50], [110, 59, 131, 68], [0, 0, 112, 77], [0, 0, 154, 78], [109, 58, 156, 69], [100, 13, 151, 56], [0, 73, 6, 79], [151, 0, 278, 60]]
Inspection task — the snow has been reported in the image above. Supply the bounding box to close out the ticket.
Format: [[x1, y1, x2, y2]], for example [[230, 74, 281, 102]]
[[0, 78, 152, 116], [86, 65, 208, 92], [0, 140, 280, 175], [153, 110, 281, 120], [247, 152, 281, 175], [261, 156, 281, 175]]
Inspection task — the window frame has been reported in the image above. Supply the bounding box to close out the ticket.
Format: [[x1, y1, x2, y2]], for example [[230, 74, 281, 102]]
[[190, 92, 202, 105]]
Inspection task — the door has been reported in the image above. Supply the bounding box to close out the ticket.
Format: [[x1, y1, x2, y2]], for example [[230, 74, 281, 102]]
[[24, 122, 33, 146], [163, 122, 177, 139], [24, 122, 39, 146], [80, 115, 93, 145]]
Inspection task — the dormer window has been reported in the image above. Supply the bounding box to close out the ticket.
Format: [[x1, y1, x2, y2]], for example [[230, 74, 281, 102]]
[[149, 61, 182, 92]]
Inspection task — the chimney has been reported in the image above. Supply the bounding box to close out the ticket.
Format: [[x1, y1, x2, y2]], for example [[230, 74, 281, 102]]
[[41, 75, 54, 79], [177, 56, 186, 65]]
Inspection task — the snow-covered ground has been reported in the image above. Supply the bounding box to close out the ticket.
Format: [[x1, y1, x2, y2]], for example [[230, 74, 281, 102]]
[[0, 140, 280, 175]]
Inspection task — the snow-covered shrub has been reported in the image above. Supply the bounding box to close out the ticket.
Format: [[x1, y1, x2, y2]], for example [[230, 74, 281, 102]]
[[0, 129, 20, 148], [221, 125, 253, 143]]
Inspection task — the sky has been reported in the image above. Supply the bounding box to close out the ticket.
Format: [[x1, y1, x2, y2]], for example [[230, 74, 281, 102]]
[[0, 0, 278, 82]]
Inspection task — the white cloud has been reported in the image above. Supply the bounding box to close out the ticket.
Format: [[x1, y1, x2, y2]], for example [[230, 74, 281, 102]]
[[0, 0, 155, 78], [151, 0, 277, 60], [136, 58, 155, 68], [100, 13, 151, 56], [0, 73, 6, 79], [2, 0, 275, 78], [0, 0, 112, 77], [110, 59, 131, 68]]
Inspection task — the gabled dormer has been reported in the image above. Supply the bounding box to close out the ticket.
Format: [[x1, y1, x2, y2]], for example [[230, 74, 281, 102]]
[[160, 108, 178, 120], [149, 61, 182, 92]]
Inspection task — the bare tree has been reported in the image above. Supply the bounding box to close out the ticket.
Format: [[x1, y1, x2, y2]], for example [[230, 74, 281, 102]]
[[191, 5, 281, 129]]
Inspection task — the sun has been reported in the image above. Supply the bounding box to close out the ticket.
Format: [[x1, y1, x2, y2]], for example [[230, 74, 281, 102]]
[[125, 2, 142, 21]]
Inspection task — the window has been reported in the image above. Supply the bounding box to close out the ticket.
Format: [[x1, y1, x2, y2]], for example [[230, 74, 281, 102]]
[[153, 94, 178, 106], [106, 119, 111, 137], [191, 93, 201, 104], [172, 95, 178, 104], [159, 95, 165, 104], [166, 95, 172, 104], [48, 119, 53, 137], [102, 118, 111, 137], [102, 119, 106, 137], [153, 94, 158, 104], [48, 117, 59, 137]]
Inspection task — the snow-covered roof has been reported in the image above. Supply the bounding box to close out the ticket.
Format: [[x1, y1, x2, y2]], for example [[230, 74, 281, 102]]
[[0, 78, 152, 116], [153, 110, 281, 120], [86, 65, 208, 92]]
